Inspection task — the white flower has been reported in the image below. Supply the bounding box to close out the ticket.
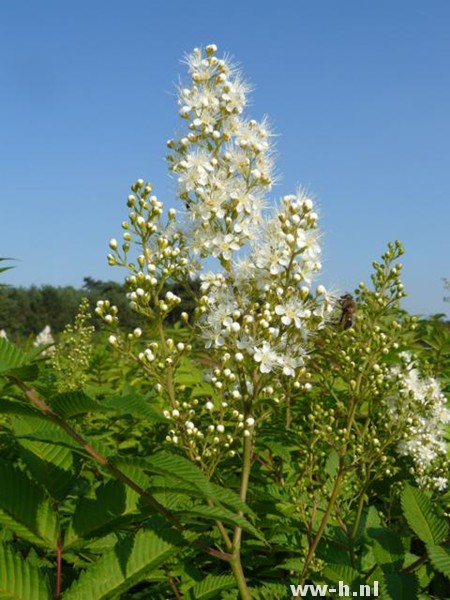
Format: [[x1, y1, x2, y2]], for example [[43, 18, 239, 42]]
[[208, 233, 241, 261], [253, 341, 279, 374], [274, 297, 310, 330], [34, 325, 55, 355], [388, 356, 449, 490], [433, 477, 448, 491]]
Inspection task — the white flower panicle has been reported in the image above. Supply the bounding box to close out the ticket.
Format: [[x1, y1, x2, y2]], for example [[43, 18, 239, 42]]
[[100, 44, 335, 460], [388, 353, 450, 491], [167, 45, 273, 263], [168, 45, 333, 385]]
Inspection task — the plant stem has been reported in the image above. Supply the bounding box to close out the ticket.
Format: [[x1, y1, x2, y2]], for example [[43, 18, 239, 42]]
[[300, 390, 361, 582], [164, 566, 182, 599], [300, 459, 346, 582], [229, 433, 253, 599], [230, 554, 252, 600], [55, 533, 63, 599], [350, 485, 367, 541]]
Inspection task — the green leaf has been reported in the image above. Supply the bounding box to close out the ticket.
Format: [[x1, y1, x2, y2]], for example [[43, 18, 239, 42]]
[[0, 257, 15, 277], [427, 543, 450, 578], [0, 542, 51, 600], [316, 538, 353, 567], [0, 398, 48, 420], [0, 461, 58, 548], [368, 527, 404, 572], [0, 338, 29, 375], [13, 417, 115, 459], [322, 563, 360, 586], [365, 505, 382, 530], [261, 439, 293, 463], [174, 357, 205, 385], [115, 452, 252, 515], [401, 484, 449, 545], [178, 504, 264, 541], [186, 574, 236, 599], [383, 573, 418, 600], [64, 471, 151, 548], [324, 449, 340, 478], [18, 439, 80, 501], [248, 583, 291, 599], [50, 391, 112, 418], [101, 392, 166, 422], [62, 526, 185, 600]]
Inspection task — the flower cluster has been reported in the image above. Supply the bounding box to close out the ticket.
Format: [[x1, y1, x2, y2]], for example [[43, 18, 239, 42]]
[[97, 180, 193, 321], [51, 298, 95, 392], [167, 45, 334, 387], [162, 384, 257, 465], [100, 44, 335, 459], [388, 353, 450, 490], [33, 325, 55, 355], [167, 44, 272, 262], [197, 191, 334, 386]]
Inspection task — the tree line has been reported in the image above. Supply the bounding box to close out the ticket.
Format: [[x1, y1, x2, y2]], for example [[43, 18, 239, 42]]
[[0, 277, 198, 340]]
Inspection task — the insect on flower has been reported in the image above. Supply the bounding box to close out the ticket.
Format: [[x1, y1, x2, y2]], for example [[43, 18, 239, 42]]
[[339, 293, 356, 329]]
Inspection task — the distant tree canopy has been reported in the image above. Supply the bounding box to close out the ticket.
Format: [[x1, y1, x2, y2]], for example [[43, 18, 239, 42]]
[[0, 277, 199, 340]]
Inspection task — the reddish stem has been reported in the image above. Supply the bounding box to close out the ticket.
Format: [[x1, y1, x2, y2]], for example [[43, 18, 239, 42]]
[[55, 534, 63, 599]]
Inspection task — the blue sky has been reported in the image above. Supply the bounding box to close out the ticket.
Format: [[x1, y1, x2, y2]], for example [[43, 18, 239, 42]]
[[1, 1, 449, 316]]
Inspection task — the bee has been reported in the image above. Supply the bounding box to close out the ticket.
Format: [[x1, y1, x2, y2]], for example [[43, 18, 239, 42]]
[[339, 293, 356, 330]]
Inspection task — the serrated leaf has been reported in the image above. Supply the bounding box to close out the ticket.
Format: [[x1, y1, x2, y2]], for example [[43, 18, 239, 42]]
[[0, 398, 48, 420], [383, 573, 418, 600], [18, 439, 80, 501], [7, 364, 39, 381], [316, 538, 353, 567], [427, 543, 450, 578], [368, 527, 404, 572], [322, 563, 360, 586], [0, 542, 51, 599], [13, 417, 115, 459], [115, 452, 252, 516], [101, 393, 165, 422], [249, 583, 290, 599], [178, 504, 264, 541], [0, 338, 29, 375], [0, 461, 58, 548], [186, 574, 236, 599], [50, 391, 111, 418], [64, 472, 151, 548], [401, 484, 449, 545], [62, 526, 185, 600]]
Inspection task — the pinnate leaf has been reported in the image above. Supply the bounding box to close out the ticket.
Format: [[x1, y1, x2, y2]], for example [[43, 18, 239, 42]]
[[401, 484, 448, 545]]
